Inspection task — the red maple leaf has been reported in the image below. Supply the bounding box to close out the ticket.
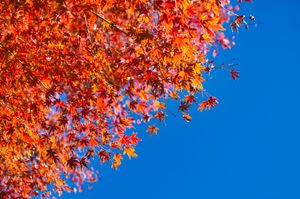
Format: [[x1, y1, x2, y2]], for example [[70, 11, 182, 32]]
[[230, 69, 240, 80]]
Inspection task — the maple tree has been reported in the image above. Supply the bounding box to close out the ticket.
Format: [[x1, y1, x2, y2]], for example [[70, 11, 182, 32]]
[[0, 0, 253, 198]]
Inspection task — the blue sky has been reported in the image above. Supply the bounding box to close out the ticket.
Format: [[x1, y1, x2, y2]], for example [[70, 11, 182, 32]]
[[61, 1, 300, 199]]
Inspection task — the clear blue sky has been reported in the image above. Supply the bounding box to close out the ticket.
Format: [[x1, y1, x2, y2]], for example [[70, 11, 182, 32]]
[[61, 1, 300, 199]]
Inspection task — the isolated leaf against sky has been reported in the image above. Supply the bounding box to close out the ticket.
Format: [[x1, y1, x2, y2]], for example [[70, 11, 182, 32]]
[[123, 146, 138, 159], [0, 0, 253, 198], [183, 114, 192, 122], [230, 68, 240, 80], [112, 153, 123, 169], [147, 125, 159, 136]]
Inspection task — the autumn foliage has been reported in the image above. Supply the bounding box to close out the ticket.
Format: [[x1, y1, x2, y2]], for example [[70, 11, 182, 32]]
[[0, 0, 252, 198]]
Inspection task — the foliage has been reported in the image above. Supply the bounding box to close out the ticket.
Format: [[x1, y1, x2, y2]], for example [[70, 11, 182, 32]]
[[0, 0, 252, 198]]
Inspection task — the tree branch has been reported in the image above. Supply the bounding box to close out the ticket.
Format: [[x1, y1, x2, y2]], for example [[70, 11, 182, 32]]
[[0, 42, 49, 90], [89, 10, 128, 34]]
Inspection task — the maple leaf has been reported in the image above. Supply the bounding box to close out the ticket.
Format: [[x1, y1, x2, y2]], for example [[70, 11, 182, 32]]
[[184, 95, 196, 104], [136, 102, 148, 114], [128, 100, 138, 111], [80, 157, 89, 169], [96, 98, 106, 110], [146, 125, 159, 136], [155, 111, 165, 121], [129, 133, 141, 145], [198, 97, 219, 111], [67, 157, 79, 170], [183, 114, 192, 122], [79, 137, 89, 150], [46, 148, 59, 163], [89, 137, 99, 148], [230, 69, 240, 80], [235, 16, 245, 26], [119, 117, 133, 128], [169, 91, 179, 99], [123, 146, 138, 159], [178, 102, 190, 112], [85, 149, 96, 159], [98, 150, 111, 164], [153, 100, 166, 110], [112, 153, 123, 169]]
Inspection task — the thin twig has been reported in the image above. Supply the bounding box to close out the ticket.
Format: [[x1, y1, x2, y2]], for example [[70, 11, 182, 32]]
[[89, 10, 127, 34], [83, 13, 91, 43]]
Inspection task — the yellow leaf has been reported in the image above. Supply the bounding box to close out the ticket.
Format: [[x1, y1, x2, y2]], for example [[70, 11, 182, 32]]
[[112, 153, 123, 169], [194, 64, 206, 74], [192, 76, 204, 90], [123, 146, 137, 159], [153, 100, 166, 110]]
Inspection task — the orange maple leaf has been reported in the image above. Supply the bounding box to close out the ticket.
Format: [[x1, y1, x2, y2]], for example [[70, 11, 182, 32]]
[[123, 146, 138, 159], [146, 125, 159, 136], [112, 153, 123, 169]]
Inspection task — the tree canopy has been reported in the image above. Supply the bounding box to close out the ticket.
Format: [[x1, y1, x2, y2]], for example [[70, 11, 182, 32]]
[[0, 0, 253, 198]]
